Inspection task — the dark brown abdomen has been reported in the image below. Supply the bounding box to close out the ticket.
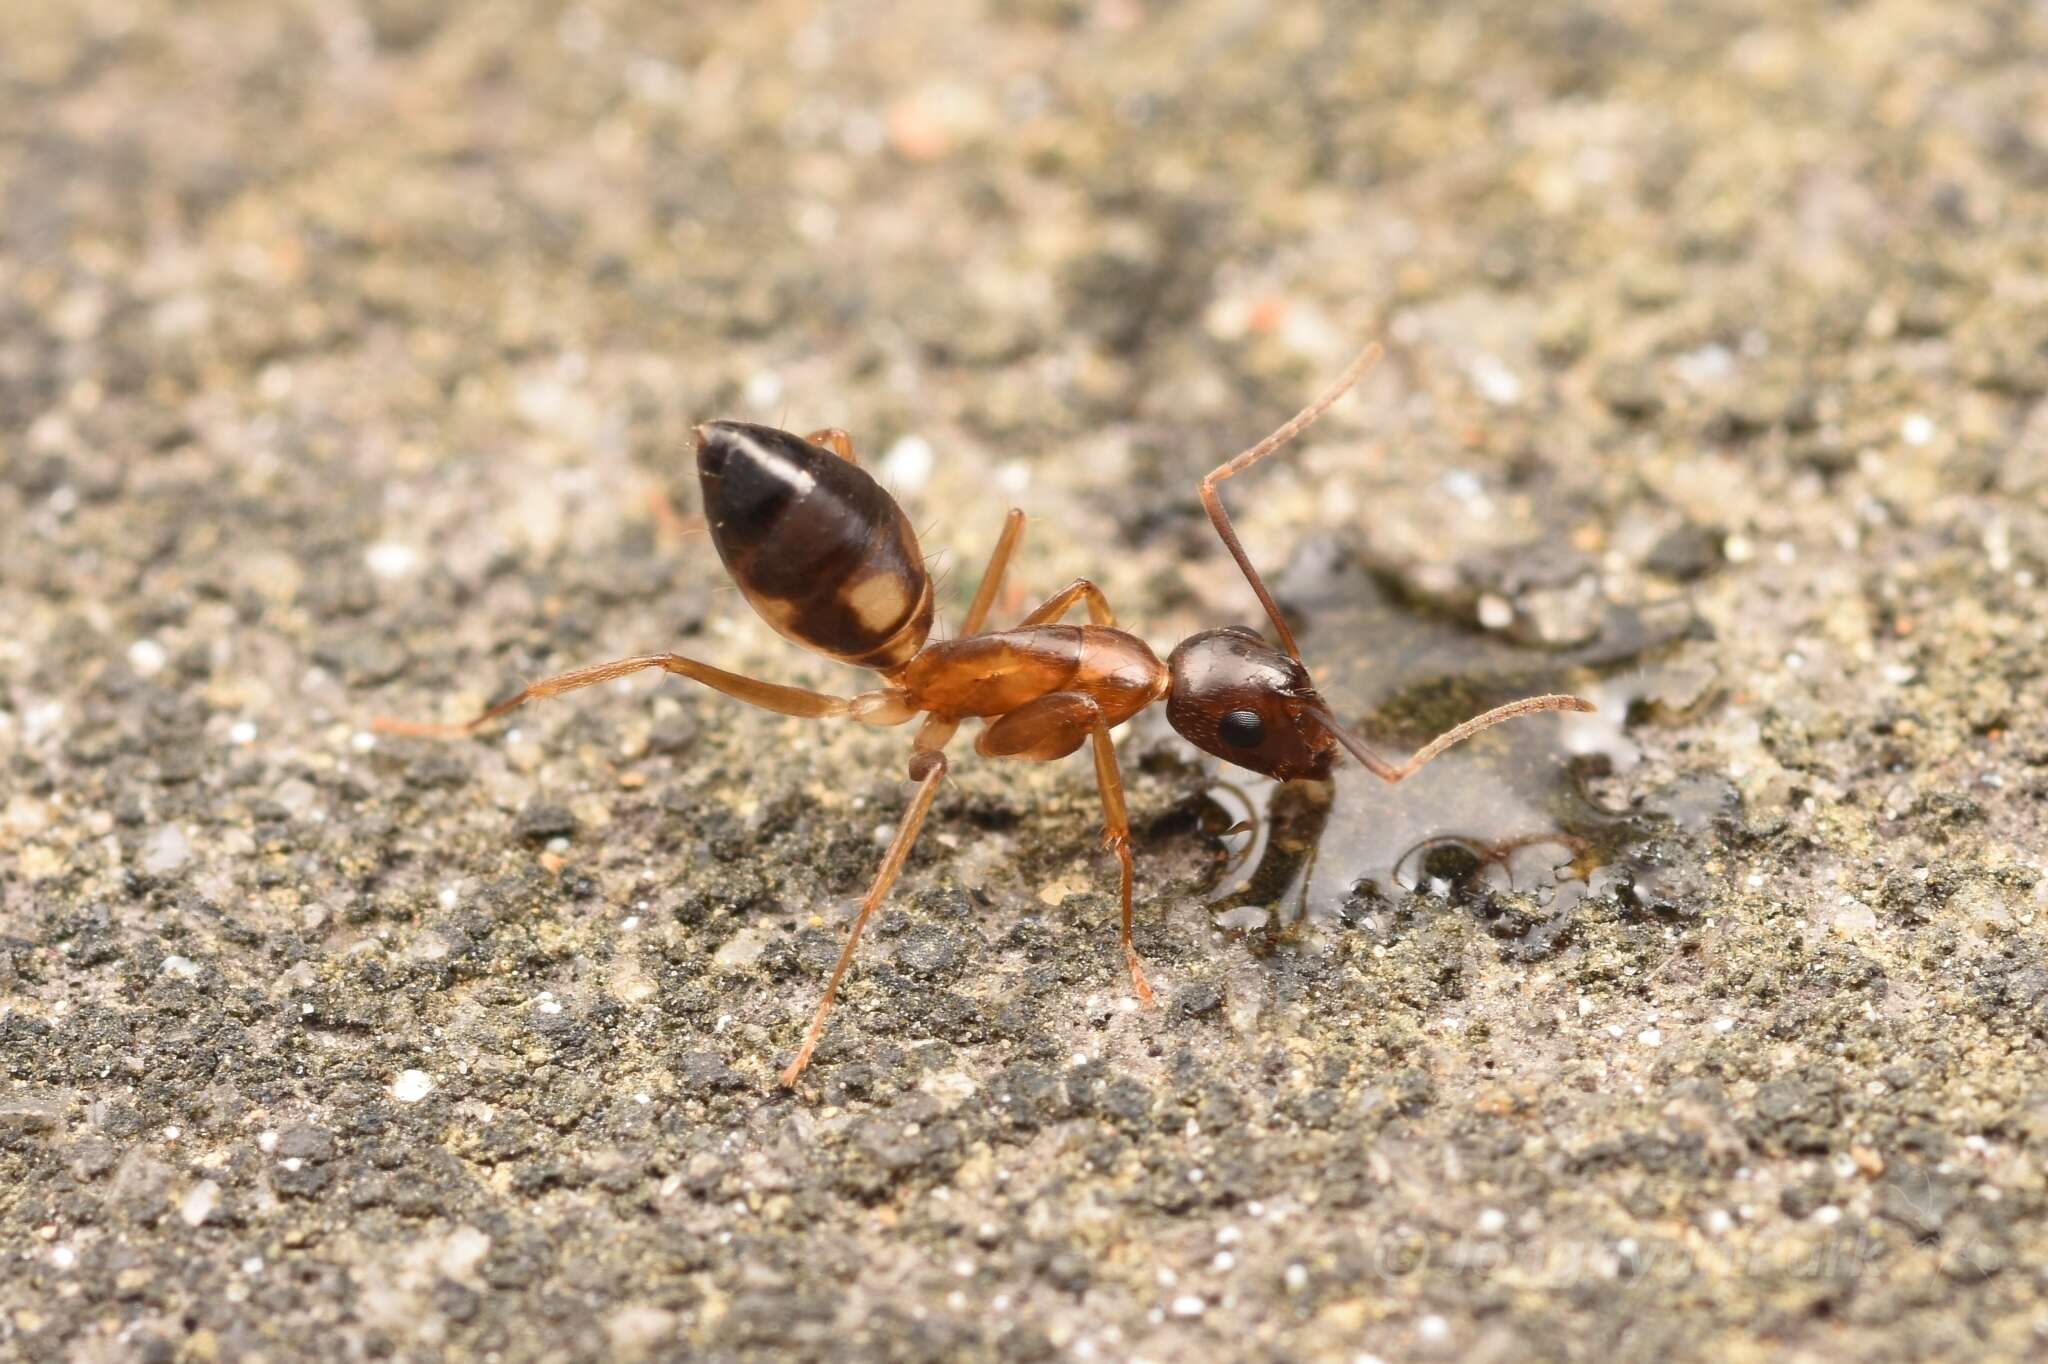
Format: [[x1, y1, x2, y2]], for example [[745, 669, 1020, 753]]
[[696, 421, 933, 671]]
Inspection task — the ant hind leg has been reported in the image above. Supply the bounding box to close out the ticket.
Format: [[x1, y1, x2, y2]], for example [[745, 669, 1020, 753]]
[[782, 713, 957, 1088], [1017, 578, 1115, 628], [372, 652, 852, 736], [806, 428, 858, 463]]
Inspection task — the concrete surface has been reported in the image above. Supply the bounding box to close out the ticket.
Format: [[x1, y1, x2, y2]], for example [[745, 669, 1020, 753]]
[[4, 1, 2048, 1360]]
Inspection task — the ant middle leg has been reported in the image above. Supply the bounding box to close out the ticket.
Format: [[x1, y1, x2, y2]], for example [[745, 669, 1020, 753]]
[[782, 712, 957, 1088], [961, 508, 1026, 637], [371, 652, 852, 736]]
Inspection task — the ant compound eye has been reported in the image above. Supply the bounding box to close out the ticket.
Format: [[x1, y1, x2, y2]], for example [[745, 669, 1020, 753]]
[[1218, 708, 1265, 749]]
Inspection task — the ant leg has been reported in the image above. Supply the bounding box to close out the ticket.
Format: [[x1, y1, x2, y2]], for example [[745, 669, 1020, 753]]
[[961, 508, 1027, 637], [976, 694, 1154, 1004], [1199, 342, 1382, 661], [1088, 723, 1155, 1006], [372, 653, 851, 736], [805, 428, 858, 464], [782, 714, 955, 1088], [1017, 578, 1115, 627], [1307, 693, 1595, 785]]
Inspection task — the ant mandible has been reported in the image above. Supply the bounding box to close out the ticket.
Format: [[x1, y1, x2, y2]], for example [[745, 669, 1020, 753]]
[[376, 344, 1594, 1088]]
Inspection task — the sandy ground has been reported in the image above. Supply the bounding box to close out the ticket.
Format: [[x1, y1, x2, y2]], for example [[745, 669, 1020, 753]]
[[5, 1, 2048, 1360]]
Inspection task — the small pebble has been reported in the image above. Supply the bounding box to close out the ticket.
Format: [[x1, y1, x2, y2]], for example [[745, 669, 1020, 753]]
[[141, 825, 191, 876], [881, 435, 935, 492], [364, 542, 418, 579], [391, 1070, 434, 1103], [127, 639, 167, 677]]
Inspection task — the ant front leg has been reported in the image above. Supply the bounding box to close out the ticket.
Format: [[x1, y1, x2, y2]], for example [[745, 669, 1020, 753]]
[[1088, 722, 1154, 1006], [371, 652, 852, 736], [977, 694, 1155, 1005]]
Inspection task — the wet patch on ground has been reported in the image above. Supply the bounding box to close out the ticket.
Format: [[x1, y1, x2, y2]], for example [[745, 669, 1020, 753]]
[[1192, 540, 1719, 963]]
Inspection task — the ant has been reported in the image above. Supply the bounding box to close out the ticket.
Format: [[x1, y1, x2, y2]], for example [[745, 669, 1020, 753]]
[[376, 343, 1594, 1088]]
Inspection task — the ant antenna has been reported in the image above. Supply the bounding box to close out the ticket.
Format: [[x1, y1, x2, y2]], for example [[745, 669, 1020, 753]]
[[1305, 693, 1595, 786], [1199, 341, 1383, 662]]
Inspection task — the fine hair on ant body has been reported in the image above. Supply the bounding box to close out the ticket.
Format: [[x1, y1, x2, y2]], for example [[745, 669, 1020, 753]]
[[377, 344, 1594, 1088]]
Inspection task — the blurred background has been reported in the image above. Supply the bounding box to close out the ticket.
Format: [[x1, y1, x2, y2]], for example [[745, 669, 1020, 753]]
[[7, 2, 2048, 1361]]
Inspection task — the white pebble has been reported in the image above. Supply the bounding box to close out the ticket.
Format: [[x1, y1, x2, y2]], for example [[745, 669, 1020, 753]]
[[141, 825, 191, 876], [127, 639, 167, 677], [364, 542, 419, 580], [880, 435, 935, 492], [1900, 414, 1935, 447], [1476, 594, 1514, 630], [1466, 353, 1522, 406], [161, 956, 200, 981], [743, 371, 784, 409], [228, 721, 257, 745], [1169, 1295, 1205, 1318], [391, 1069, 435, 1103], [1638, 1027, 1663, 1047], [180, 1180, 221, 1227], [1713, 1017, 1735, 1034], [1476, 1207, 1507, 1235], [1418, 1314, 1449, 1343]]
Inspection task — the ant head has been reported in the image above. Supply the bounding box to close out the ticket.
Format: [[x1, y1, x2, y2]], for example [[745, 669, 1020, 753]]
[[1165, 627, 1338, 781]]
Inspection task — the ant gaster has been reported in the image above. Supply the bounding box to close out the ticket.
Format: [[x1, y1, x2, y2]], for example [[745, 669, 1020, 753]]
[[377, 345, 1594, 1088]]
